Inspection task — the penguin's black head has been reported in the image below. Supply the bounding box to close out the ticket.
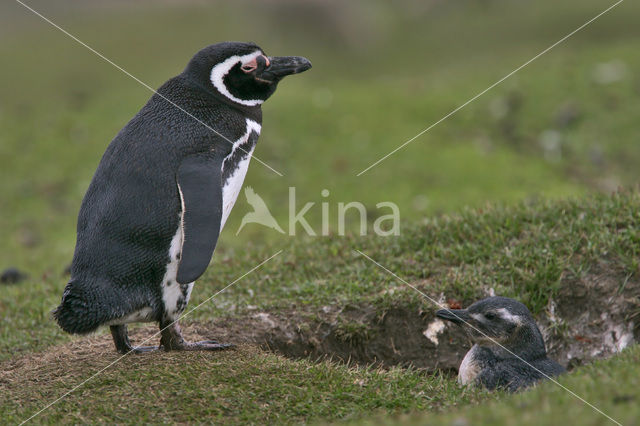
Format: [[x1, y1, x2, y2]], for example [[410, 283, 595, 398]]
[[183, 42, 311, 107], [436, 297, 545, 353]]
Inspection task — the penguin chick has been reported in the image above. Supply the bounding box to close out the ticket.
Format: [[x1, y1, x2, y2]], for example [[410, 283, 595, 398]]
[[436, 296, 565, 392], [53, 42, 311, 354]]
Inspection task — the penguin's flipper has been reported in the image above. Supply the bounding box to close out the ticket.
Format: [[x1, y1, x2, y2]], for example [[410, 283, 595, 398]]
[[176, 154, 223, 284]]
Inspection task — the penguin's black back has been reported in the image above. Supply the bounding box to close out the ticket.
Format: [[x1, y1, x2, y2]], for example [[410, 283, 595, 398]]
[[54, 75, 261, 334]]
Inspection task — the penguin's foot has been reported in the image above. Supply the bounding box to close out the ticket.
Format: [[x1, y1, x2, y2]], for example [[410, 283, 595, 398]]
[[110, 324, 160, 354], [160, 321, 234, 352]]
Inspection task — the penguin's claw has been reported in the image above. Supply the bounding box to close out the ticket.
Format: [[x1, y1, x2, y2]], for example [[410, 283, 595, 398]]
[[182, 341, 235, 351], [130, 345, 160, 354], [115, 345, 160, 355]]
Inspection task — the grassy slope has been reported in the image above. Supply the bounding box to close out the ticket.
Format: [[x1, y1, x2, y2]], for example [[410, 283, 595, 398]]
[[1, 0, 640, 424], [2, 344, 638, 425], [3, 190, 640, 359], [1, 192, 639, 424], [366, 345, 640, 426], [2, 345, 638, 425], [0, 342, 486, 424]]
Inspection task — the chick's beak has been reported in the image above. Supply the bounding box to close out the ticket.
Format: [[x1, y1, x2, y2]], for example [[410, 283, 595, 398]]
[[436, 309, 472, 326], [260, 56, 312, 81]]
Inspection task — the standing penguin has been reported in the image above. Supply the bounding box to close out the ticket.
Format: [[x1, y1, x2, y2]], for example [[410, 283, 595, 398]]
[[54, 42, 311, 353]]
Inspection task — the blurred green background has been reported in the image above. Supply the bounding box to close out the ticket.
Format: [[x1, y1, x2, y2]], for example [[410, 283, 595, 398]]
[[2, 3, 639, 422], [1, 0, 638, 277]]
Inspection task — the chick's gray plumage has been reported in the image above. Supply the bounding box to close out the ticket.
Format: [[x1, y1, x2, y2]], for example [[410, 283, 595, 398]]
[[437, 296, 565, 392]]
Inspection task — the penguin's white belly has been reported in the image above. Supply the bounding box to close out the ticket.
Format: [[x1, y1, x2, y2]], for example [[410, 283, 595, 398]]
[[458, 344, 481, 385], [158, 119, 260, 320], [160, 225, 194, 320], [221, 150, 254, 230], [220, 118, 261, 230]]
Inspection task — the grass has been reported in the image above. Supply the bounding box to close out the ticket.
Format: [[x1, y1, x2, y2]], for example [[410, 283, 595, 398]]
[[1, 0, 640, 424], [2, 333, 637, 425], [2, 0, 640, 274], [197, 190, 640, 321], [0, 342, 488, 424], [361, 345, 640, 426], [2, 191, 639, 424]]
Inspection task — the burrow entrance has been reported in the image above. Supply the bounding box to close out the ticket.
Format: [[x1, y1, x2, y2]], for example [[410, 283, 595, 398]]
[[205, 272, 639, 372]]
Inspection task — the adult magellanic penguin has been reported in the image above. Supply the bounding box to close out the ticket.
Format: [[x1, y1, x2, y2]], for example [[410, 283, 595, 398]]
[[54, 42, 311, 353], [436, 296, 565, 392]]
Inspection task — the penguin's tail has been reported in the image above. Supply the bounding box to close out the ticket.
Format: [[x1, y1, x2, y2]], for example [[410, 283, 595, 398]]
[[53, 279, 112, 335]]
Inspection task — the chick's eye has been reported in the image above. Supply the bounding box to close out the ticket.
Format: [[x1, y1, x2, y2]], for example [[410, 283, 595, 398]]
[[485, 312, 497, 320]]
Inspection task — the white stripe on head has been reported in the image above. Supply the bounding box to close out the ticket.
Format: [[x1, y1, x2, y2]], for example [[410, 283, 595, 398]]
[[210, 50, 264, 106], [497, 308, 523, 325]]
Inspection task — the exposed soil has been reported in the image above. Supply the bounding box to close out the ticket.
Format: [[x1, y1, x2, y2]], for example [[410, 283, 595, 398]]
[[208, 271, 640, 372], [542, 271, 640, 369], [1, 271, 638, 380]]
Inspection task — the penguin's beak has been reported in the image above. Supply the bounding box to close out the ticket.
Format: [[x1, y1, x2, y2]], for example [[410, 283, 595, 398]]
[[436, 308, 472, 326], [259, 56, 312, 82]]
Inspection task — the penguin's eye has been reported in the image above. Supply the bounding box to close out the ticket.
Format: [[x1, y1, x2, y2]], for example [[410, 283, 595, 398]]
[[241, 58, 258, 73], [484, 312, 497, 320]]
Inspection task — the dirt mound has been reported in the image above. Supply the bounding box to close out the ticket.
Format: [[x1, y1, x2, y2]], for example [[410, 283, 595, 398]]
[[542, 271, 640, 368], [2, 272, 637, 380], [233, 272, 639, 371]]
